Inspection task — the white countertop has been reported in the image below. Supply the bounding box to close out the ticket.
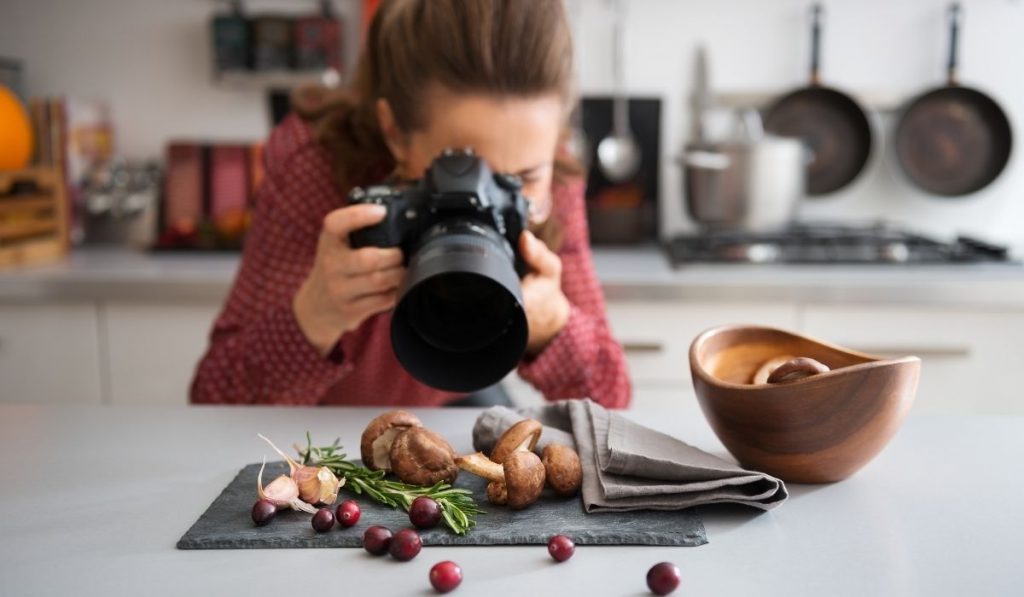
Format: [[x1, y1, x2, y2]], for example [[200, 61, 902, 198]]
[[0, 402, 1021, 596], [2, 246, 1024, 306]]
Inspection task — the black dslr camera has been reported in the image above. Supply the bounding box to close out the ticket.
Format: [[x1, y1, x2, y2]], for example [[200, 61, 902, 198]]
[[349, 149, 532, 393]]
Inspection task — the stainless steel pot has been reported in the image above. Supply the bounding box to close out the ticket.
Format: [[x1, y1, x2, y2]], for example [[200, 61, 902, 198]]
[[681, 110, 805, 232]]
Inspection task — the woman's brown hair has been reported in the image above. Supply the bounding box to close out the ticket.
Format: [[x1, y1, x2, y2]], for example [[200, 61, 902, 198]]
[[297, 0, 581, 246]]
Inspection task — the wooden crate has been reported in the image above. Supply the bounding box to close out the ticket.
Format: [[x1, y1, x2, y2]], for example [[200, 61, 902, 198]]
[[0, 166, 69, 269]]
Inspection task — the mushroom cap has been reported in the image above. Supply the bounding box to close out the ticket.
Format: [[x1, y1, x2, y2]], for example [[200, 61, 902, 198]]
[[490, 419, 543, 464], [389, 427, 459, 486], [541, 444, 582, 497], [485, 481, 508, 506], [360, 410, 423, 470], [502, 450, 546, 510], [767, 357, 830, 384]]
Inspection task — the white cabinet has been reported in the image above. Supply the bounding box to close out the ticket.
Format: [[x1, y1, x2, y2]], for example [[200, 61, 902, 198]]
[[802, 305, 1024, 415], [104, 301, 219, 404], [0, 302, 103, 403], [605, 301, 800, 410]]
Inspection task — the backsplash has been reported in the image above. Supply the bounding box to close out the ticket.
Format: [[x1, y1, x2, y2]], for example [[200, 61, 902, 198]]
[[3, 0, 1023, 253]]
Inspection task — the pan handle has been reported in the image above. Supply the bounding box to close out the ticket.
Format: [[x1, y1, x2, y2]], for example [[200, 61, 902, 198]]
[[947, 2, 962, 86], [809, 3, 823, 86]]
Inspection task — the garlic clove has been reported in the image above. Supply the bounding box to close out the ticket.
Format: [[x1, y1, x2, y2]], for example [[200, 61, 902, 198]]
[[315, 467, 342, 505], [256, 457, 317, 514], [294, 465, 321, 503]]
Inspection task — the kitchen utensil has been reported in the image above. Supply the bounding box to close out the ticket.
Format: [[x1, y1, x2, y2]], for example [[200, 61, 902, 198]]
[[596, 0, 641, 183], [689, 325, 920, 483], [894, 3, 1012, 197], [764, 4, 873, 196], [682, 109, 805, 231]]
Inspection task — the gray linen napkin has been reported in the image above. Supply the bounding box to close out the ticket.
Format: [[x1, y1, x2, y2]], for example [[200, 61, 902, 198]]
[[472, 399, 788, 512]]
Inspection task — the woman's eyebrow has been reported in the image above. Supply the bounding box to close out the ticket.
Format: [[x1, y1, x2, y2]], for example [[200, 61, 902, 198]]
[[511, 162, 550, 177]]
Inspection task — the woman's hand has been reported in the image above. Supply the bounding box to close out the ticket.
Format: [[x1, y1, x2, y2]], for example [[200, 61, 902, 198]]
[[519, 230, 571, 356], [293, 204, 406, 355]]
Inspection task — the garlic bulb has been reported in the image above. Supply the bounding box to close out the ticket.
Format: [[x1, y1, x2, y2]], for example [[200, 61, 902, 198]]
[[259, 433, 345, 505], [256, 457, 317, 513]]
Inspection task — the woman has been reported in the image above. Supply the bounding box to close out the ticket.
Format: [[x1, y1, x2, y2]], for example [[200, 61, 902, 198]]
[[190, 0, 631, 408]]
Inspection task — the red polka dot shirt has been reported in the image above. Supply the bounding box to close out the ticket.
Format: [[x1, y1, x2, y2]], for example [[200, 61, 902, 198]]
[[190, 114, 631, 408]]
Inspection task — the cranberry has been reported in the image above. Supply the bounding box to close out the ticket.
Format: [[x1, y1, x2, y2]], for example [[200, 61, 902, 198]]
[[251, 499, 276, 526], [646, 562, 681, 595], [428, 560, 463, 593], [362, 526, 393, 555], [311, 508, 335, 533], [388, 528, 422, 561], [547, 534, 575, 562], [335, 499, 361, 527], [409, 496, 443, 529]]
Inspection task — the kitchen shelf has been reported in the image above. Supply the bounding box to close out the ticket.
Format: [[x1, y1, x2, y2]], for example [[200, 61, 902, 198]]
[[213, 69, 340, 90]]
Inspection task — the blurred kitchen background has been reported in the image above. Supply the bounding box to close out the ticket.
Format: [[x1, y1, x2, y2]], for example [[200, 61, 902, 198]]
[[1, 0, 1023, 413]]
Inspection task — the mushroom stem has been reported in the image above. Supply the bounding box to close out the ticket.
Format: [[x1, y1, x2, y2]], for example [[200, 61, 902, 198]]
[[456, 452, 505, 483]]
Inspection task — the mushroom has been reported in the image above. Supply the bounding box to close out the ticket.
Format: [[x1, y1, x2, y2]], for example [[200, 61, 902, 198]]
[[541, 444, 582, 497], [751, 355, 796, 385], [360, 410, 423, 471], [489, 419, 543, 464], [457, 451, 546, 509], [389, 427, 459, 486], [767, 357, 830, 384]]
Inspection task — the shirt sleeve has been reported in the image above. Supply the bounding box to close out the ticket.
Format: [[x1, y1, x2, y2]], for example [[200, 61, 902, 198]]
[[189, 116, 354, 405], [516, 179, 632, 409]]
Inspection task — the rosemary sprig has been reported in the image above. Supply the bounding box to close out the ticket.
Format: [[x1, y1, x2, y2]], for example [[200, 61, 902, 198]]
[[296, 433, 483, 535]]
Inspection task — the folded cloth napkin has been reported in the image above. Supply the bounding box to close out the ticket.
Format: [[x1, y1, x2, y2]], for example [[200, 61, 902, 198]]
[[472, 399, 788, 512]]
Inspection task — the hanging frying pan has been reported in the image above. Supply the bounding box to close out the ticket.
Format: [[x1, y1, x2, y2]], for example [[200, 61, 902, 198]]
[[894, 3, 1012, 197], [764, 4, 873, 197]]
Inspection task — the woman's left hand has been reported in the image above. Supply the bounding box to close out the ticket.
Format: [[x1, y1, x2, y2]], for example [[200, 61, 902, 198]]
[[519, 230, 571, 356]]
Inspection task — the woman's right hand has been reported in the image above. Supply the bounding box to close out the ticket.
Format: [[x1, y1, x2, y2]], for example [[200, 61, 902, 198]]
[[293, 204, 405, 355]]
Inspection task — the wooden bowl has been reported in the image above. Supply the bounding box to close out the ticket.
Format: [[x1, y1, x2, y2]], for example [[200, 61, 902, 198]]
[[689, 325, 920, 483]]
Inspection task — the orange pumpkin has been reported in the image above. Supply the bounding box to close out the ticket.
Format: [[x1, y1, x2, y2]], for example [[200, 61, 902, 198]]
[[0, 85, 33, 170]]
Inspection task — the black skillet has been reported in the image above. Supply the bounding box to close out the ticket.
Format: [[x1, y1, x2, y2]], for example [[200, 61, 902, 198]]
[[764, 3, 873, 197], [894, 3, 1012, 197]]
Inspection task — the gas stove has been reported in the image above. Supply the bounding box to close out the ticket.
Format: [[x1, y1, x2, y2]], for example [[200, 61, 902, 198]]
[[665, 223, 1015, 266]]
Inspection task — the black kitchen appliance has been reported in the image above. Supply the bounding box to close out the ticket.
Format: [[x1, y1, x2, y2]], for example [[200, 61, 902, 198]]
[[580, 96, 660, 244], [666, 223, 1014, 265]]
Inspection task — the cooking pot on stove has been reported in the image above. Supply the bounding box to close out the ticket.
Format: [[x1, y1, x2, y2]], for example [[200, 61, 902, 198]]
[[681, 110, 806, 232]]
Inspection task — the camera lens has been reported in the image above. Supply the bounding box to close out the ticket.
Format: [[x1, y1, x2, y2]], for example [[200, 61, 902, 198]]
[[391, 222, 528, 393]]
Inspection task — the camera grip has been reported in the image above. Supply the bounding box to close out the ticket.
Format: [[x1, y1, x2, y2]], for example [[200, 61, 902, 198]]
[[349, 224, 393, 249]]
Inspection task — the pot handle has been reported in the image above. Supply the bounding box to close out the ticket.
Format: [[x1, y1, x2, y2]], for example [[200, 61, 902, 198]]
[[680, 151, 731, 170], [947, 2, 962, 86], [809, 3, 823, 86]]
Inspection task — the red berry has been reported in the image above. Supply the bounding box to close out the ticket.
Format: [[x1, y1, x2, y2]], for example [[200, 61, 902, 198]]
[[646, 562, 681, 595], [547, 534, 575, 562], [409, 496, 443, 529], [429, 561, 463, 593], [311, 508, 335, 533], [251, 499, 276, 526], [389, 528, 422, 561], [335, 499, 361, 527], [362, 526, 393, 555]]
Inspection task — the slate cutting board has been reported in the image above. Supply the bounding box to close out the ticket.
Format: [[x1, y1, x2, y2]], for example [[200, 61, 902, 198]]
[[177, 461, 707, 549]]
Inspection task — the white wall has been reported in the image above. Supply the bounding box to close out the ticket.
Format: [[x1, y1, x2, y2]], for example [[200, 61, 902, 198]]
[[3, 0, 1023, 251]]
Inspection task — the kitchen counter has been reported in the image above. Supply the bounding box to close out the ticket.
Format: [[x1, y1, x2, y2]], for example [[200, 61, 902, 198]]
[[0, 403, 1019, 596], [2, 246, 1024, 306]]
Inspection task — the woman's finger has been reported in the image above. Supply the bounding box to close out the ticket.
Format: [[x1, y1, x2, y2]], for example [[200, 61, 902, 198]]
[[520, 230, 561, 278], [341, 246, 404, 276], [346, 289, 399, 322], [323, 204, 388, 243], [338, 266, 406, 299]]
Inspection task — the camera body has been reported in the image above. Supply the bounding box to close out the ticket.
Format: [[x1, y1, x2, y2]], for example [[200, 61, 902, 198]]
[[347, 149, 533, 393], [349, 148, 530, 276]]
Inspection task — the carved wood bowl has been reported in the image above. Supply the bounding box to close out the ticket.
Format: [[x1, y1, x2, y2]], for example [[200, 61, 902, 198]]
[[689, 325, 920, 483]]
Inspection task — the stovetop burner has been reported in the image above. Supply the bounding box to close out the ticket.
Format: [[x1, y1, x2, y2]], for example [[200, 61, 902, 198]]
[[665, 223, 1015, 265]]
